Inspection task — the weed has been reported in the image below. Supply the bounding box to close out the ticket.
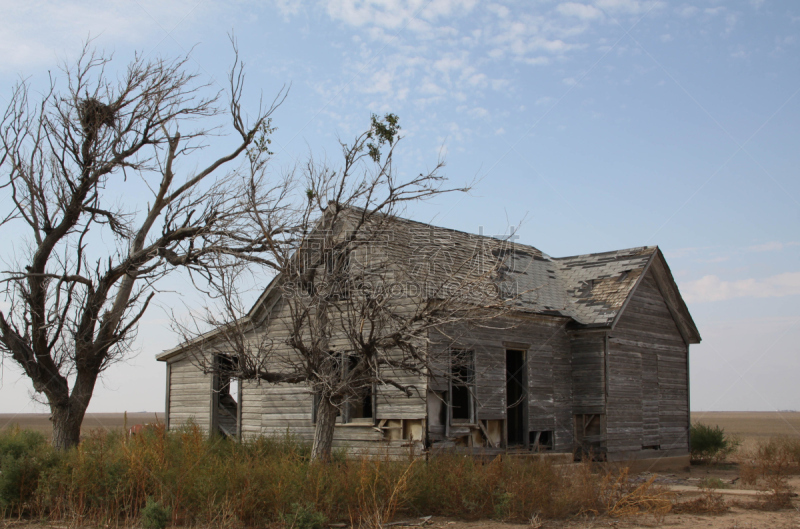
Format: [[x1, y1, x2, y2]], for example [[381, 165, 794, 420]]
[[492, 491, 513, 520], [602, 468, 673, 520], [0, 426, 681, 525], [0, 427, 60, 515], [281, 503, 327, 529], [141, 497, 171, 529], [672, 492, 728, 515], [697, 477, 730, 489], [690, 423, 739, 464]]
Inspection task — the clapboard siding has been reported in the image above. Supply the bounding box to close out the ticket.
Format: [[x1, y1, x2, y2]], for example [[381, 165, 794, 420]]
[[438, 315, 573, 452], [168, 355, 212, 431], [607, 271, 689, 459], [570, 333, 605, 415]]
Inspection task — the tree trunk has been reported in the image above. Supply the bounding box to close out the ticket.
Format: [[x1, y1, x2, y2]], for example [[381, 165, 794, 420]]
[[311, 397, 338, 462], [50, 401, 87, 450]]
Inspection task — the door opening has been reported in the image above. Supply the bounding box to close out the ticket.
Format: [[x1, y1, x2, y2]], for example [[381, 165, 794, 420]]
[[506, 349, 527, 446]]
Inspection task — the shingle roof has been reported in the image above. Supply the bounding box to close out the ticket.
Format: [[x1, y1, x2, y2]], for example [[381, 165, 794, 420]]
[[377, 214, 657, 327], [491, 242, 656, 325], [157, 210, 694, 361]]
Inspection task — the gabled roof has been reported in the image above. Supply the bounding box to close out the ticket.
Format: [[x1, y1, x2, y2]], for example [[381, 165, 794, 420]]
[[157, 212, 700, 361], [554, 246, 656, 326]]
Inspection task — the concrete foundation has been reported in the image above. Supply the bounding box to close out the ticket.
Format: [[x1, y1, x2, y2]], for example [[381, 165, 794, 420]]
[[606, 454, 691, 473]]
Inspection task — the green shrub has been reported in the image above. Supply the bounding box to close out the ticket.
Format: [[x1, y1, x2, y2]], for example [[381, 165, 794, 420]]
[[492, 491, 513, 519], [697, 477, 729, 489], [0, 427, 59, 514], [281, 502, 327, 529], [690, 423, 739, 463], [141, 497, 171, 529]]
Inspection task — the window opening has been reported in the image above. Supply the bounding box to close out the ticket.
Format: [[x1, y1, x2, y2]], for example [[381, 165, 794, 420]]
[[450, 349, 475, 423]]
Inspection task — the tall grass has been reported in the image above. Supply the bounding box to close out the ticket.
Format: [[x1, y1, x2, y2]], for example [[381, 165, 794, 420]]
[[0, 425, 662, 526], [736, 436, 800, 509]]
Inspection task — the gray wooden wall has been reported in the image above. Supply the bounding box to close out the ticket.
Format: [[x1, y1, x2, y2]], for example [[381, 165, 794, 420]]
[[167, 355, 212, 432], [606, 271, 689, 460], [441, 316, 574, 452]]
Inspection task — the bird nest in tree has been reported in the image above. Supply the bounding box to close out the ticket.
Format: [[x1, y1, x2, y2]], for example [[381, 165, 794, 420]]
[[78, 98, 116, 132]]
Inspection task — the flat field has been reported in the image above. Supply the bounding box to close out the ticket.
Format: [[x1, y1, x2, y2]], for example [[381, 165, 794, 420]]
[[691, 411, 800, 453], [4, 411, 799, 440], [0, 412, 163, 436]]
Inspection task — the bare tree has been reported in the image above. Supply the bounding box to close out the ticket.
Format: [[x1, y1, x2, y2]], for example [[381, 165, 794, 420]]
[[0, 41, 284, 449], [176, 115, 517, 461]]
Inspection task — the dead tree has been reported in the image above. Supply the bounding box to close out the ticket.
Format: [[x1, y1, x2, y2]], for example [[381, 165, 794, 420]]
[[176, 115, 518, 461], [0, 41, 285, 449]]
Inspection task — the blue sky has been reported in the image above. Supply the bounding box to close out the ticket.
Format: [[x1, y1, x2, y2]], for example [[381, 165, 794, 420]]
[[0, 0, 798, 416]]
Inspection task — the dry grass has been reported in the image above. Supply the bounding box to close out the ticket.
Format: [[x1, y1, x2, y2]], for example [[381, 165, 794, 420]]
[[1, 425, 674, 527], [601, 469, 673, 521], [672, 492, 729, 515]]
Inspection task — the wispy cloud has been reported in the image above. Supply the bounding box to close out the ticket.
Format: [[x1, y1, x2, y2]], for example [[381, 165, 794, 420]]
[[683, 272, 800, 303], [324, 0, 478, 31], [0, 0, 208, 70], [556, 3, 604, 20], [746, 241, 800, 253]]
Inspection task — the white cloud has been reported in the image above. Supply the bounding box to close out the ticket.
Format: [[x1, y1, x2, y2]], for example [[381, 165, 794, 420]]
[[747, 241, 800, 252], [324, 0, 478, 30], [676, 5, 698, 18], [660, 33, 673, 42], [469, 106, 489, 118], [594, 0, 664, 15], [0, 0, 207, 70], [683, 272, 800, 303], [523, 56, 551, 65], [556, 3, 603, 20], [486, 3, 510, 18]]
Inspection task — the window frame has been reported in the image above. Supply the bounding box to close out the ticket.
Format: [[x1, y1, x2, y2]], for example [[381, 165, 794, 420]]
[[311, 353, 376, 425], [448, 348, 476, 426]]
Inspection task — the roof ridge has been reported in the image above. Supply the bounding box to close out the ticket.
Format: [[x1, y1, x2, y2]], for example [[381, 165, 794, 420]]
[[553, 245, 658, 261]]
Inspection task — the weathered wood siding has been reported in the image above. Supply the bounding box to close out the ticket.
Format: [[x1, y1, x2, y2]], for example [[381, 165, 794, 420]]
[[234, 287, 425, 458], [239, 381, 421, 458], [570, 332, 605, 415], [528, 319, 573, 452], [167, 354, 212, 431], [438, 316, 573, 452], [607, 270, 689, 459]]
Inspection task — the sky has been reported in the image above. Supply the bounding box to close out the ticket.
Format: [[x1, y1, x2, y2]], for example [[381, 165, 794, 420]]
[[0, 0, 798, 417]]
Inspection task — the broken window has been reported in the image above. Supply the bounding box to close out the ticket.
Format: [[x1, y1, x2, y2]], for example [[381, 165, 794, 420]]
[[574, 414, 602, 438], [574, 414, 605, 460], [344, 355, 373, 423], [449, 349, 475, 424], [529, 430, 553, 451], [214, 354, 240, 438], [311, 353, 374, 425]]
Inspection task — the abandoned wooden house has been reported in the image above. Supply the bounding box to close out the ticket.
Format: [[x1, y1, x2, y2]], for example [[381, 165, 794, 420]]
[[157, 214, 700, 466]]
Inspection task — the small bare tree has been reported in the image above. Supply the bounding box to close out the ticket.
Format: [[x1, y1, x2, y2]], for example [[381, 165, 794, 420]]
[[176, 115, 517, 461], [0, 41, 284, 449]]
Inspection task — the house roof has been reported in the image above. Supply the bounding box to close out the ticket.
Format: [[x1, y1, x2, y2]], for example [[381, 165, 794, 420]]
[[157, 212, 699, 361], [500, 245, 656, 325]]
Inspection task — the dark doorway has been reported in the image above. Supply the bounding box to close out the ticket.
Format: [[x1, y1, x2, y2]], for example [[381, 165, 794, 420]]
[[506, 349, 527, 446]]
